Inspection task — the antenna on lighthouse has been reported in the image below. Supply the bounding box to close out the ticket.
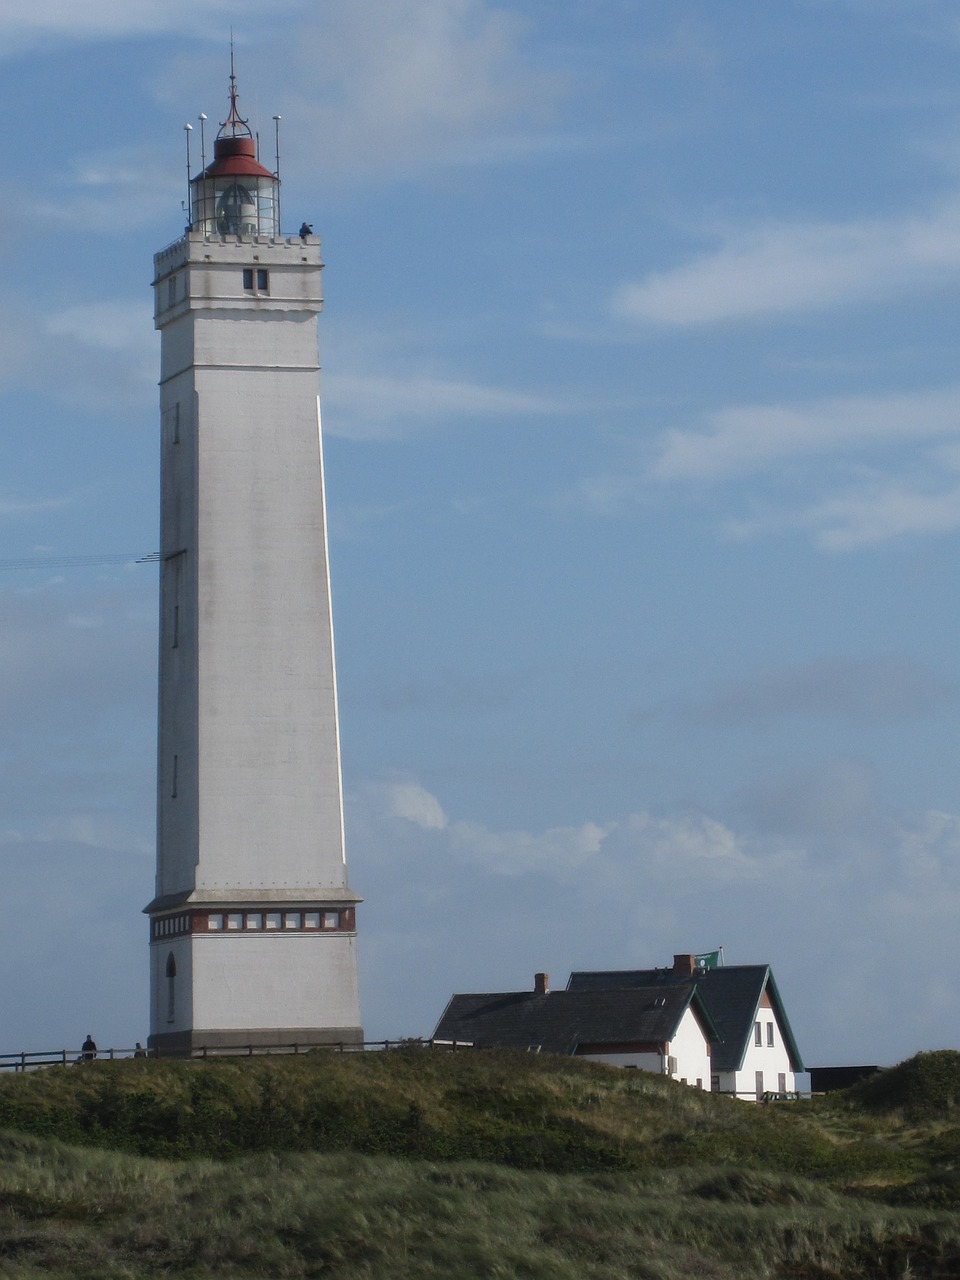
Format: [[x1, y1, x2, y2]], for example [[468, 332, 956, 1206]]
[[184, 122, 193, 228], [273, 115, 282, 234], [199, 113, 207, 172]]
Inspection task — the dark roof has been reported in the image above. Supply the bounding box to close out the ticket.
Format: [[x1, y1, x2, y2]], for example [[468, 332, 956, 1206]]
[[432, 985, 718, 1056], [567, 966, 804, 1072]]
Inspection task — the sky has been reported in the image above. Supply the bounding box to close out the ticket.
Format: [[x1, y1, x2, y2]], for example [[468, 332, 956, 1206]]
[[1, 0, 960, 1069]]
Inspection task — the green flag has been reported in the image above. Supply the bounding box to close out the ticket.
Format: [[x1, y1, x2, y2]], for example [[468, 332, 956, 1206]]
[[695, 950, 720, 969]]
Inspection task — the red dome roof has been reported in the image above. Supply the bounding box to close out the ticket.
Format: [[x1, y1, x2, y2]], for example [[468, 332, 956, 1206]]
[[197, 135, 276, 181]]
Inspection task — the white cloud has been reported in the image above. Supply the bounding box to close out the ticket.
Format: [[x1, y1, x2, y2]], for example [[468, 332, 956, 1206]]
[[612, 198, 960, 327], [580, 383, 960, 551], [651, 387, 960, 482], [47, 301, 154, 353], [448, 816, 608, 877], [33, 145, 184, 234], [354, 778, 774, 884], [348, 773, 960, 1061], [0, 0, 280, 52], [0, 297, 155, 413], [758, 475, 960, 550], [386, 781, 448, 830], [0, 496, 70, 518], [276, 0, 566, 181], [322, 371, 562, 441]]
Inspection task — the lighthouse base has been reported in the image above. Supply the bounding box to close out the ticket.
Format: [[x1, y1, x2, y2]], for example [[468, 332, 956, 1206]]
[[147, 1025, 364, 1057]]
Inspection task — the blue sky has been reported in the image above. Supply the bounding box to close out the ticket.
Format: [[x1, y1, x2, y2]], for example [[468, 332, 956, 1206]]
[[2, 0, 960, 1067]]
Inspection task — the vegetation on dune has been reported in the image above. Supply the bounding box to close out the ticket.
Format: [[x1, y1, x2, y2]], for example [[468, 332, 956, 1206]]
[[0, 1046, 906, 1179], [0, 1048, 958, 1276], [838, 1050, 960, 1122], [0, 1130, 959, 1279]]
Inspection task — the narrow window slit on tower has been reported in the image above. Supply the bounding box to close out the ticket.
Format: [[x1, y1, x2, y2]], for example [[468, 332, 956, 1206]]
[[257, 268, 268, 291], [171, 754, 178, 798], [165, 953, 176, 1022], [242, 268, 254, 290]]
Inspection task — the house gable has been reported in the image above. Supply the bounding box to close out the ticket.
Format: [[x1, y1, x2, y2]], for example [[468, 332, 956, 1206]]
[[567, 961, 803, 1074]]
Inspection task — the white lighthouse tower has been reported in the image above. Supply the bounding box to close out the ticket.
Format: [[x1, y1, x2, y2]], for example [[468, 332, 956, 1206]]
[[146, 67, 363, 1052]]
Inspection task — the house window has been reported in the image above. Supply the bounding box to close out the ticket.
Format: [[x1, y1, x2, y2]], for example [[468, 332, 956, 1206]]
[[284, 912, 300, 929], [754, 1021, 762, 1046], [257, 268, 268, 290], [778, 1073, 786, 1093], [226, 913, 242, 930], [755, 1070, 764, 1100], [696, 1078, 703, 1090], [242, 268, 254, 290], [265, 912, 281, 930], [711, 1074, 720, 1092], [207, 913, 223, 931], [245, 914, 262, 930], [767, 1023, 775, 1047], [167, 276, 177, 308], [304, 912, 320, 929], [322, 911, 340, 929]]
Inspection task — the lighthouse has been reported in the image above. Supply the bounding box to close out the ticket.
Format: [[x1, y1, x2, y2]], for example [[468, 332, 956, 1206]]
[[146, 67, 363, 1052]]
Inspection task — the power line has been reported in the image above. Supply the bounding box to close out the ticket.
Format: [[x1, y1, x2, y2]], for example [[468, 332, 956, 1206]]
[[0, 553, 159, 573]]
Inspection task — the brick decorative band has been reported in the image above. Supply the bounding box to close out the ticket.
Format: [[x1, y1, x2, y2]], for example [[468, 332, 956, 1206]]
[[151, 907, 356, 941]]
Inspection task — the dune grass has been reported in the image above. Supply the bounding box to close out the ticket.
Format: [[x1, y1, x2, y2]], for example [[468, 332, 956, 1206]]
[[0, 1129, 958, 1279], [0, 1048, 958, 1276]]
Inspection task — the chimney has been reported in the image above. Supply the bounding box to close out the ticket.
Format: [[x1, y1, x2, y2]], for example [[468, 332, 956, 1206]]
[[534, 972, 549, 995], [673, 954, 697, 976]]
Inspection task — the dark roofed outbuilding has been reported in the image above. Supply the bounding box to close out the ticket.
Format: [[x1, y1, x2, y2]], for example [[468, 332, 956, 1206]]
[[433, 976, 720, 1083]]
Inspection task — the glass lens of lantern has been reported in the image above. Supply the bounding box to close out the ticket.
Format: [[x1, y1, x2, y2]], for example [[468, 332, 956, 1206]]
[[217, 181, 257, 235], [191, 175, 280, 237]]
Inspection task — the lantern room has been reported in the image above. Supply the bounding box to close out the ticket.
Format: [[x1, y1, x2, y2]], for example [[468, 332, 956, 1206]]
[[190, 64, 280, 237]]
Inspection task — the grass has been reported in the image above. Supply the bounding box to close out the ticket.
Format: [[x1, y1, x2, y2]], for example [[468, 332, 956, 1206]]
[[0, 1133, 957, 1278], [0, 1048, 958, 1276]]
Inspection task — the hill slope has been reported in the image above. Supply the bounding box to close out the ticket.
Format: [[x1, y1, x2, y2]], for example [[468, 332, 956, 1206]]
[[0, 1048, 958, 1278]]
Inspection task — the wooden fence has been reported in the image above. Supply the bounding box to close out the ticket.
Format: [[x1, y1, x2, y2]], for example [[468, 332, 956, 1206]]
[[0, 1039, 475, 1071]]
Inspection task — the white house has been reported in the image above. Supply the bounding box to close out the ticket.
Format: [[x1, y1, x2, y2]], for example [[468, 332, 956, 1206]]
[[568, 954, 804, 1099]]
